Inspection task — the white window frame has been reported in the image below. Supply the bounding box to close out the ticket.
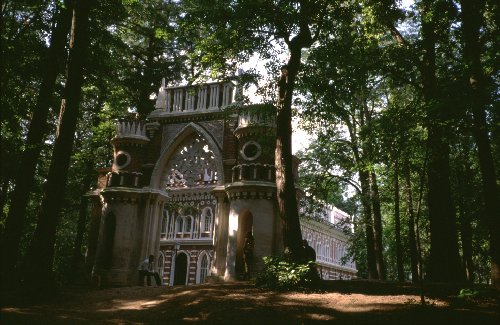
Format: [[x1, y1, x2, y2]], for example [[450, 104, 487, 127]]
[[196, 251, 211, 284]]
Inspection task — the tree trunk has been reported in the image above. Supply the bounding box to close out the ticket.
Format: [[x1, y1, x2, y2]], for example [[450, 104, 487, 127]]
[[460, 0, 500, 290], [360, 87, 384, 280], [346, 117, 378, 279], [69, 172, 92, 284], [69, 96, 103, 284], [404, 159, 420, 284], [275, 45, 303, 259], [22, 0, 93, 291], [0, 178, 9, 221], [370, 170, 386, 280], [137, 28, 157, 118], [346, 117, 378, 280], [421, 0, 463, 282], [459, 209, 474, 283], [413, 156, 427, 305], [359, 169, 378, 279], [456, 151, 474, 283], [0, 0, 72, 287], [394, 158, 404, 282], [274, 7, 317, 260]]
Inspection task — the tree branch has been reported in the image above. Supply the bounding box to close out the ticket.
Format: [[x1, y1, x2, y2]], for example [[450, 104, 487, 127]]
[[326, 172, 362, 194]]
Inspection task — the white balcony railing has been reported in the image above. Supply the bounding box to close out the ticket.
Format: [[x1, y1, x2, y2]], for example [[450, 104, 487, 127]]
[[155, 81, 235, 114]]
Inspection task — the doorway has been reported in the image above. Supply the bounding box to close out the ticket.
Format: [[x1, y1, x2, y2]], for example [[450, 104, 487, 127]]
[[235, 211, 253, 277], [174, 252, 188, 285]]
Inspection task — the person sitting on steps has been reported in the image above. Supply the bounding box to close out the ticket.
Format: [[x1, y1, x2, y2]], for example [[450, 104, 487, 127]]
[[139, 254, 161, 286]]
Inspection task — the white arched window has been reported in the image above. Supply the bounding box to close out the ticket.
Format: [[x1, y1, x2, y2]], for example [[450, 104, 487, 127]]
[[161, 210, 169, 239], [174, 216, 194, 238], [176, 216, 184, 234], [196, 252, 210, 284], [202, 207, 213, 233], [158, 252, 165, 279], [184, 216, 193, 234]]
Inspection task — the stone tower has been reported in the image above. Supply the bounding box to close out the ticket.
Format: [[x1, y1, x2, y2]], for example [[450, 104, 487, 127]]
[[224, 105, 283, 279], [90, 120, 167, 286]]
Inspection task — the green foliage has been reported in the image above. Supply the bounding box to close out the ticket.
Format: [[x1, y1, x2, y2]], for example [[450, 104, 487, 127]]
[[256, 254, 320, 291], [458, 288, 480, 298], [457, 286, 498, 301]]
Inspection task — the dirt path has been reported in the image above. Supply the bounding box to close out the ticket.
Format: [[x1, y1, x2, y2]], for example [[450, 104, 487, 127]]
[[1, 281, 498, 324]]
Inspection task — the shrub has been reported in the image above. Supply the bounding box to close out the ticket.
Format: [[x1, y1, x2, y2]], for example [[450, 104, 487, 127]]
[[256, 254, 320, 291], [458, 288, 480, 298]]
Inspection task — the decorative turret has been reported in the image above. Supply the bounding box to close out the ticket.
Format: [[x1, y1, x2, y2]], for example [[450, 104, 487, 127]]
[[107, 120, 151, 188], [223, 104, 281, 281], [231, 104, 276, 184]]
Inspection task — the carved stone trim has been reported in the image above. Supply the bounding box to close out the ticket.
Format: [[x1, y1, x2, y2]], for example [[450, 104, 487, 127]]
[[151, 110, 226, 124], [233, 125, 275, 140], [167, 189, 217, 204], [199, 120, 224, 149], [111, 137, 149, 149], [225, 182, 276, 201], [100, 188, 169, 204]]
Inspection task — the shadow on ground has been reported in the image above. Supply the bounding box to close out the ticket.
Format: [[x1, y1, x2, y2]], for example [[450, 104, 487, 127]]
[[1, 281, 498, 324]]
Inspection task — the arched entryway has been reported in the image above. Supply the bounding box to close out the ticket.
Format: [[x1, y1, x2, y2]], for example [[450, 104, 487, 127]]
[[235, 210, 253, 277], [174, 252, 188, 285]]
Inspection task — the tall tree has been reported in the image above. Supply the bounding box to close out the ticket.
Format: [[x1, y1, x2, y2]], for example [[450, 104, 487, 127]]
[[459, 0, 500, 290], [393, 158, 404, 282], [454, 139, 475, 283], [296, 6, 387, 277], [183, 0, 329, 260], [404, 158, 422, 284], [0, 0, 72, 285], [119, 0, 183, 118], [361, 90, 386, 280], [274, 2, 324, 259], [22, 0, 94, 290], [420, 0, 463, 282]]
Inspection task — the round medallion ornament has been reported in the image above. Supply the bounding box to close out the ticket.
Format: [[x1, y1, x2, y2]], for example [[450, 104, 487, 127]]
[[115, 151, 131, 169], [241, 141, 261, 161]]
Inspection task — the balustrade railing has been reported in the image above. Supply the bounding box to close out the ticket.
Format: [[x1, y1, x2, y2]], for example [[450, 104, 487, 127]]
[[237, 112, 275, 128], [106, 171, 143, 188], [155, 81, 235, 113], [231, 163, 275, 183]]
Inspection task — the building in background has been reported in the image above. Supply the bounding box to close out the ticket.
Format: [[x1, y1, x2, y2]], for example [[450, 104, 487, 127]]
[[87, 80, 356, 286]]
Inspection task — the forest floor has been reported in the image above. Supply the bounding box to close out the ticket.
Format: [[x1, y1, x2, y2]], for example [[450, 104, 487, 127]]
[[1, 280, 498, 324]]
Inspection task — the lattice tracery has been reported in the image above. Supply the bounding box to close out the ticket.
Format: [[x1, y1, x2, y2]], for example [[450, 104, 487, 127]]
[[161, 133, 218, 188]]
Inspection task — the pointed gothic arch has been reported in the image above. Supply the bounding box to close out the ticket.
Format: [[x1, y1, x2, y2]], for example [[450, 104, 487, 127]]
[[158, 251, 165, 279], [196, 251, 211, 284], [150, 122, 224, 189], [235, 209, 254, 276], [201, 207, 213, 233]]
